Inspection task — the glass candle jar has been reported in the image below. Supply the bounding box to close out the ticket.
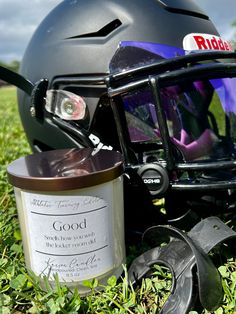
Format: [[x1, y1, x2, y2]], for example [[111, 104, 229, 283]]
[[7, 148, 125, 295]]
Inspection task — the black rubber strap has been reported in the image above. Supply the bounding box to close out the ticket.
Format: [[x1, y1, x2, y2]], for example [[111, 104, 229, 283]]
[[188, 216, 236, 253], [128, 217, 236, 314], [0, 65, 33, 95]]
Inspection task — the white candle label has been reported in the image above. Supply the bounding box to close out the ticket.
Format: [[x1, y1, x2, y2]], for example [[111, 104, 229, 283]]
[[21, 192, 113, 282]]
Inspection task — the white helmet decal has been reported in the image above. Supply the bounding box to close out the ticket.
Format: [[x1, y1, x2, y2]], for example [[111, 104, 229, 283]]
[[183, 33, 233, 52]]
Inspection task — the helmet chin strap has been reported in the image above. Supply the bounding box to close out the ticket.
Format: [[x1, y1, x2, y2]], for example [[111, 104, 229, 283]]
[[0, 65, 34, 95], [128, 216, 236, 314], [0, 65, 48, 122]]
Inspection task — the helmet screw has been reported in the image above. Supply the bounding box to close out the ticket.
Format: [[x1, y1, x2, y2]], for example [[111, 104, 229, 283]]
[[63, 100, 74, 115], [30, 107, 36, 117]]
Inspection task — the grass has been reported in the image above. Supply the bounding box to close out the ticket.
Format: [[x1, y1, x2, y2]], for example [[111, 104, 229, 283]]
[[0, 86, 235, 313]]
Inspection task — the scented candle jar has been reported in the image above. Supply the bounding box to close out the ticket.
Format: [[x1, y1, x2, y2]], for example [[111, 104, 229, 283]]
[[7, 148, 125, 295]]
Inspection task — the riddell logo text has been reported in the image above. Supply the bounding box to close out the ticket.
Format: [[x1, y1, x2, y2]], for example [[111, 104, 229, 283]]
[[193, 35, 233, 51]]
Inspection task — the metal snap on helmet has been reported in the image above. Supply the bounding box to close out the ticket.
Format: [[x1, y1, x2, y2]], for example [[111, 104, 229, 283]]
[[18, 0, 236, 232]]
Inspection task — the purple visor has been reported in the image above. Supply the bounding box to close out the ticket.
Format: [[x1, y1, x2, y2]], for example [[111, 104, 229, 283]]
[[109, 41, 236, 161]]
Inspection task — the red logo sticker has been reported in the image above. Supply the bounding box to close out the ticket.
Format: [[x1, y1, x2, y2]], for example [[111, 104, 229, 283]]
[[183, 33, 233, 52]]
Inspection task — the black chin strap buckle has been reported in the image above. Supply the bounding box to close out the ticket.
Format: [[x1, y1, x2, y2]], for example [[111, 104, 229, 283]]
[[31, 79, 49, 122], [128, 217, 236, 313]]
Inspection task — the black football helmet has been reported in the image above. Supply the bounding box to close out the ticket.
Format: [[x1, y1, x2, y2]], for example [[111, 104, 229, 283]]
[[17, 0, 236, 233]]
